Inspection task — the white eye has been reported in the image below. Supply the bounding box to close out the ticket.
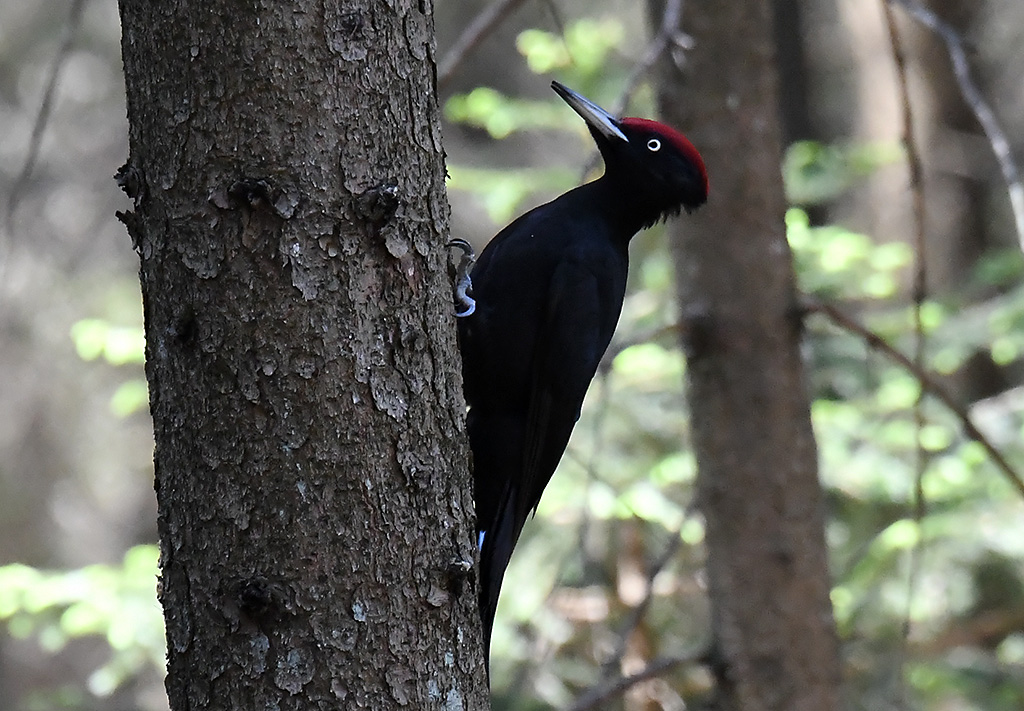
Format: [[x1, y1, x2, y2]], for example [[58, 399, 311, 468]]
[[647, 138, 661, 152]]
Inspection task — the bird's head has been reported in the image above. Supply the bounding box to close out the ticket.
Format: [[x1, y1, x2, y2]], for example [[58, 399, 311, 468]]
[[552, 81, 708, 226]]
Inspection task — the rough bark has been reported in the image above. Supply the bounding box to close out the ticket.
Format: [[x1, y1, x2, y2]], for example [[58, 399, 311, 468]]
[[650, 1, 843, 709], [117, 1, 489, 708]]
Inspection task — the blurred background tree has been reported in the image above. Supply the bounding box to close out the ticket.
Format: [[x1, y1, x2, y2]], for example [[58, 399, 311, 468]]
[[1, 0, 1023, 709]]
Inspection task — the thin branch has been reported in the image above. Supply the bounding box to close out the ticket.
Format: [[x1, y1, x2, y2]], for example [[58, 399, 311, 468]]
[[4, 0, 89, 238], [582, 0, 688, 178], [888, 0, 1024, 253], [598, 323, 681, 373], [537, 0, 568, 48], [804, 299, 1024, 501], [916, 607, 1024, 656], [610, 0, 687, 116], [600, 527, 683, 678], [880, 0, 929, 658], [568, 651, 704, 711], [880, 0, 928, 360], [571, 364, 615, 594], [436, 0, 530, 93]]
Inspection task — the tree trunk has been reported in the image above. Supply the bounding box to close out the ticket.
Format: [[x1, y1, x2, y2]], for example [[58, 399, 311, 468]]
[[117, 1, 489, 708], [650, 1, 843, 709]]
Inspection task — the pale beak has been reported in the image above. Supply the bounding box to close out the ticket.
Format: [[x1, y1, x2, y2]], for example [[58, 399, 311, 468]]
[[551, 81, 629, 143]]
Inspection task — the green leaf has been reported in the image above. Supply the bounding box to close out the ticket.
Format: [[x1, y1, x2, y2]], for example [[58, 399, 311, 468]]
[[516, 18, 624, 76], [612, 343, 682, 381], [783, 140, 901, 205], [447, 164, 576, 223], [110, 379, 149, 417], [0, 546, 164, 697], [70, 319, 145, 365], [516, 29, 571, 74], [444, 88, 568, 138]]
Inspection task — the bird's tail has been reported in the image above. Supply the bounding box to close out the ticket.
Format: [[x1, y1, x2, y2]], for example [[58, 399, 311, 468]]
[[477, 484, 526, 658]]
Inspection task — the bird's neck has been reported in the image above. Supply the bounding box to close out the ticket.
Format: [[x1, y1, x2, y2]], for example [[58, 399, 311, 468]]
[[579, 175, 669, 239]]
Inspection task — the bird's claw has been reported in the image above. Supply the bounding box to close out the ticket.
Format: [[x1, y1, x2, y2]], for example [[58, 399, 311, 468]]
[[447, 239, 477, 318]]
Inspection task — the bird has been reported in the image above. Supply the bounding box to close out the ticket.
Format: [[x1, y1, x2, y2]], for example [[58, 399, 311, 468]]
[[453, 80, 708, 656]]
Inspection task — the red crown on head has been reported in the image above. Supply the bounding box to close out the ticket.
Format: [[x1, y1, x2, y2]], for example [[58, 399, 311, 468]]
[[620, 117, 709, 196]]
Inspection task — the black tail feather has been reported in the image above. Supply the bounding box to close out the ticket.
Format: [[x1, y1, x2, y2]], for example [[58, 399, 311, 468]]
[[477, 487, 523, 657]]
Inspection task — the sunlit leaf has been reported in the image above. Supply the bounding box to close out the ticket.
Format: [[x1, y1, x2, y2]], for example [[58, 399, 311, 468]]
[[516, 19, 624, 76], [444, 88, 567, 138], [875, 375, 920, 412], [783, 140, 901, 205], [650, 452, 696, 486], [620, 483, 683, 528], [70, 319, 145, 365], [0, 546, 163, 698], [991, 336, 1019, 365], [110, 379, 149, 417], [447, 164, 576, 224], [612, 343, 682, 381], [918, 423, 953, 452], [680, 517, 705, 545], [516, 29, 571, 73], [877, 518, 920, 551]]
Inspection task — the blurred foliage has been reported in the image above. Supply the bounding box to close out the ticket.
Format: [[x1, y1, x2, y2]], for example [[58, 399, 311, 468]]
[[442, 19, 1024, 708], [787, 206, 913, 300], [516, 18, 625, 76], [70, 318, 148, 417], [784, 140, 903, 205], [0, 318, 154, 707], [0, 546, 163, 700], [69, 319, 144, 366], [447, 164, 578, 224], [446, 88, 569, 139], [445, 17, 635, 226]]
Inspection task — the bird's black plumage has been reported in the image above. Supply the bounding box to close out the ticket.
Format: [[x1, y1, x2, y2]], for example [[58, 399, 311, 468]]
[[456, 82, 708, 656]]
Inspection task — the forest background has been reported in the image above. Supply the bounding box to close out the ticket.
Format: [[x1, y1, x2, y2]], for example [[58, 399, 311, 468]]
[[1, 0, 1023, 709]]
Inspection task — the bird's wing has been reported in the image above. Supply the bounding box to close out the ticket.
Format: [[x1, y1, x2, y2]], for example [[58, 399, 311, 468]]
[[516, 258, 610, 521], [477, 260, 607, 651]]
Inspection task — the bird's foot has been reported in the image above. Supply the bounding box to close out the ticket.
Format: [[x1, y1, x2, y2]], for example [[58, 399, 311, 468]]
[[447, 239, 477, 317]]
